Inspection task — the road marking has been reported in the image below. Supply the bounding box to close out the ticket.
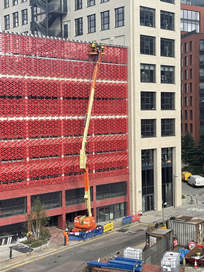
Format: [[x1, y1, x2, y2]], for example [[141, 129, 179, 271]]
[[1, 222, 147, 271]]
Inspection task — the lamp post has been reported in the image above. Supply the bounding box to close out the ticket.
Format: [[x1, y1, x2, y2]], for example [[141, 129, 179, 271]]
[[162, 202, 167, 227]]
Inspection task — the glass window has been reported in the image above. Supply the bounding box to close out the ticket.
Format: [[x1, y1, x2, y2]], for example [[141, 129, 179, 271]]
[[185, 70, 188, 80], [64, 24, 68, 38], [200, 41, 204, 51], [22, 0, 27, 2], [140, 35, 155, 55], [190, 82, 192, 93], [190, 69, 192, 79], [87, 0, 95, 7], [141, 119, 156, 137], [161, 119, 175, 136], [161, 65, 175, 84], [75, 17, 83, 36], [4, 0, 9, 8], [96, 182, 127, 200], [160, 11, 174, 30], [190, 55, 193, 65], [185, 83, 188, 93], [115, 7, 125, 27], [185, 42, 188, 53], [13, 0, 18, 5], [185, 56, 188, 66], [181, 9, 200, 33], [13, 12, 19, 27], [66, 187, 93, 206], [190, 41, 192, 51], [161, 38, 174, 57], [161, 0, 174, 3], [22, 9, 28, 25], [161, 92, 175, 110], [200, 68, 204, 80], [185, 110, 188, 120], [101, 0, 109, 2], [141, 64, 156, 83], [101, 10, 110, 30], [185, 96, 188, 107], [141, 92, 156, 110], [140, 6, 155, 27], [75, 0, 82, 10], [4, 15, 10, 30], [31, 192, 62, 210], [0, 197, 26, 218], [88, 14, 96, 33]]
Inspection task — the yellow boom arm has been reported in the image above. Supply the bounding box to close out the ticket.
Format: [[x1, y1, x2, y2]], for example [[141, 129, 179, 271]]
[[80, 44, 104, 217]]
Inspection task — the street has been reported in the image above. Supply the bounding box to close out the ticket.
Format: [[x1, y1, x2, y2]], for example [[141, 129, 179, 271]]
[[5, 226, 146, 272], [182, 180, 204, 196]]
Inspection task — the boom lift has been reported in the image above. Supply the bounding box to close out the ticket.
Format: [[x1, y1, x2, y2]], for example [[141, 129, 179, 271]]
[[72, 43, 105, 232]]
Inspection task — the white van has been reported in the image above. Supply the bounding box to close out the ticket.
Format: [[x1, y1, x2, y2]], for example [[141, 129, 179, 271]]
[[187, 175, 204, 187]]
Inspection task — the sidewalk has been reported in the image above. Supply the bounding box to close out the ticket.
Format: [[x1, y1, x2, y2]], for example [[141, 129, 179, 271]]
[[0, 197, 203, 271]]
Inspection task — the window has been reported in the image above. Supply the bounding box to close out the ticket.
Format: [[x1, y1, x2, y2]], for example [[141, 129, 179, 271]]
[[141, 92, 156, 110], [190, 41, 192, 51], [101, 0, 109, 2], [96, 182, 127, 200], [75, 17, 83, 36], [87, 0, 95, 7], [161, 92, 175, 110], [200, 40, 204, 51], [22, 0, 27, 2], [185, 83, 188, 93], [190, 69, 192, 79], [22, 9, 28, 25], [185, 123, 188, 133], [13, 12, 19, 27], [4, 15, 10, 30], [185, 42, 188, 53], [200, 55, 204, 65], [0, 197, 26, 218], [190, 96, 192, 106], [184, 56, 188, 66], [181, 9, 200, 33], [190, 110, 193, 120], [160, 11, 174, 30], [140, 6, 155, 27], [115, 7, 124, 27], [141, 119, 156, 137], [141, 64, 155, 83], [190, 55, 193, 65], [88, 14, 96, 33], [31, 192, 62, 210], [200, 68, 204, 80], [101, 11, 110, 30], [161, 0, 174, 3], [185, 70, 188, 80], [161, 38, 174, 57], [66, 187, 93, 205], [161, 119, 175, 136], [75, 0, 82, 10], [64, 24, 68, 38], [185, 97, 188, 107], [140, 35, 155, 55], [190, 124, 193, 133], [161, 65, 175, 84], [33, 5, 38, 22], [185, 110, 188, 120], [190, 82, 192, 93], [13, 0, 18, 5], [4, 0, 9, 8]]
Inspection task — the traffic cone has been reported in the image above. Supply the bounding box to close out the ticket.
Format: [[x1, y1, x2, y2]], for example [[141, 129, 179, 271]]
[[194, 259, 197, 269]]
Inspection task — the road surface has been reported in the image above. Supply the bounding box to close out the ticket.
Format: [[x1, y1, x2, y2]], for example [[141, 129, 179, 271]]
[[6, 225, 146, 272]]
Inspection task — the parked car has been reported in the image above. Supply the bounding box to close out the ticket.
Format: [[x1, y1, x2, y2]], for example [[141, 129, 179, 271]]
[[187, 175, 204, 187], [182, 171, 192, 182]]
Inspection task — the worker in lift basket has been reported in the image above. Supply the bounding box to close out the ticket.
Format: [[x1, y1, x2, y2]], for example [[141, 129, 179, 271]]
[[91, 42, 96, 52]]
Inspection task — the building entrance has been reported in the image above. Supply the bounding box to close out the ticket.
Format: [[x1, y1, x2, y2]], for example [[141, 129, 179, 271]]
[[142, 194, 154, 212]]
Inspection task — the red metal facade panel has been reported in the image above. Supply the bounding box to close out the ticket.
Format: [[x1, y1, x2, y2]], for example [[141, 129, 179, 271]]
[[0, 33, 128, 206]]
